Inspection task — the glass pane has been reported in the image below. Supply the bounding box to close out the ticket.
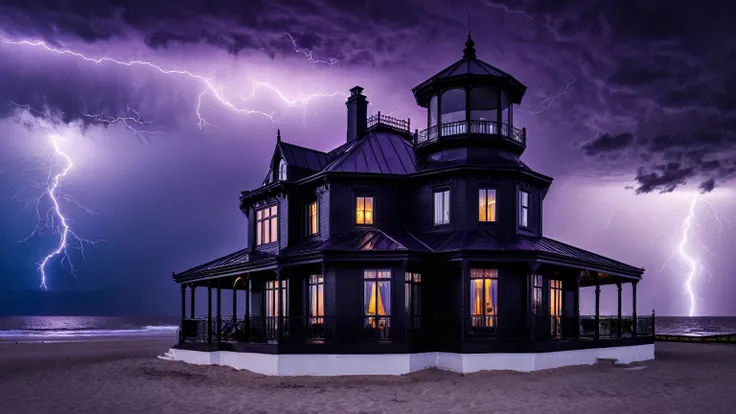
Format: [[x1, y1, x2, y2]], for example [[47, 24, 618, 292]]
[[256, 218, 262, 245], [365, 197, 373, 224], [521, 208, 528, 228], [429, 95, 439, 127], [364, 281, 375, 315], [487, 190, 496, 222], [470, 279, 482, 316], [257, 209, 263, 220], [469, 87, 498, 122], [270, 217, 278, 242], [434, 192, 441, 225], [442, 191, 450, 223], [263, 220, 269, 244], [378, 281, 391, 315], [413, 284, 421, 314], [317, 283, 324, 316], [478, 189, 486, 221], [377, 270, 391, 279], [440, 88, 466, 123], [405, 283, 410, 316], [520, 191, 529, 207]]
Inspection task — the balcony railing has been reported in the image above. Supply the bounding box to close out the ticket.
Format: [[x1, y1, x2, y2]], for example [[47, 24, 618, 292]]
[[367, 112, 411, 133], [580, 315, 655, 339], [414, 120, 526, 147]]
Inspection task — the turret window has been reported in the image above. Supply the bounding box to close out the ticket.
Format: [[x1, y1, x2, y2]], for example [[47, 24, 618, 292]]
[[478, 189, 497, 222], [440, 88, 466, 128], [433, 189, 450, 225], [519, 190, 530, 228], [307, 201, 319, 235]]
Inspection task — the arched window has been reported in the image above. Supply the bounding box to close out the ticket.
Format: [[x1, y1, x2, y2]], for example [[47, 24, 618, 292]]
[[278, 158, 287, 181], [440, 88, 466, 124], [469, 87, 498, 122]]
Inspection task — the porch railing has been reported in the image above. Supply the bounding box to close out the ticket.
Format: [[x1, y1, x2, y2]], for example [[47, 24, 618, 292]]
[[178, 313, 654, 344]]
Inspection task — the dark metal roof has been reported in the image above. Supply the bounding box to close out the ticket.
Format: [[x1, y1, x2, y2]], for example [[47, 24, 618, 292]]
[[174, 249, 273, 280], [283, 229, 431, 256], [326, 132, 416, 174], [411, 34, 527, 106], [278, 141, 330, 171], [413, 230, 643, 275]]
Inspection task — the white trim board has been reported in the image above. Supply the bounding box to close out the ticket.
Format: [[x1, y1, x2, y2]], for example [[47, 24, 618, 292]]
[[163, 344, 654, 376]]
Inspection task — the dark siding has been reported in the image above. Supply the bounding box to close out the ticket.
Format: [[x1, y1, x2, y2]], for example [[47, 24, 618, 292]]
[[497, 265, 527, 341]]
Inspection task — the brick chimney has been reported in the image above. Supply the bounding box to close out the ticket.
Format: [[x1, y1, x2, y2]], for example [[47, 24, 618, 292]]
[[346, 86, 368, 142]]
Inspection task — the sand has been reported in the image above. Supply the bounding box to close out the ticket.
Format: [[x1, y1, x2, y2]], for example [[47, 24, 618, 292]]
[[0, 340, 734, 414]]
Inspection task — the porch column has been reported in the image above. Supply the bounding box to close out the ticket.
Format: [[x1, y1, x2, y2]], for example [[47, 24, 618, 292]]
[[232, 284, 237, 321], [460, 260, 469, 342], [617, 282, 622, 338], [207, 281, 213, 344], [190, 284, 196, 318], [632, 281, 638, 338], [244, 275, 251, 340], [180, 284, 186, 319], [277, 267, 283, 342], [216, 279, 222, 344], [575, 272, 581, 340], [594, 273, 600, 340]]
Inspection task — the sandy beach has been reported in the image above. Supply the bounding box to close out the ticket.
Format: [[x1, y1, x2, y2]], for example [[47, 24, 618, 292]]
[[0, 340, 734, 414]]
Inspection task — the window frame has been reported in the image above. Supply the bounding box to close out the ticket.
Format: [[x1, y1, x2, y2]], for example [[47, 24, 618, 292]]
[[519, 190, 530, 228], [549, 279, 563, 338], [404, 272, 422, 330], [255, 204, 279, 246], [469, 269, 499, 331], [306, 200, 319, 236], [433, 189, 451, 226], [363, 269, 391, 340], [478, 188, 497, 223], [355, 195, 375, 226], [308, 274, 324, 318]]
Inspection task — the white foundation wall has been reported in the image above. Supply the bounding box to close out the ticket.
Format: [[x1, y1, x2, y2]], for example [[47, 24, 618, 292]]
[[167, 344, 654, 376]]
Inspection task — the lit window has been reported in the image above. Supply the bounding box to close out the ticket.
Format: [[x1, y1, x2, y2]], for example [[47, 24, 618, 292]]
[[256, 205, 278, 245], [550, 280, 562, 338], [470, 269, 498, 328], [307, 201, 318, 235], [519, 190, 530, 227], [278, 158, 287, 181], [470, 269, 498, 329], [531, 274, 543, 315], [356, 196, 374, 225], [479, 189, 497, 222], [364, 269, 391, 339], [308, 274, 324, 322], [264, 280, 288, 317], [433, 190, 450, 225], [405, 272, 421, 329]]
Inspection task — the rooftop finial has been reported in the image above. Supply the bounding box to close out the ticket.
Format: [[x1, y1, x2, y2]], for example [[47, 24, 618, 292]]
[[463, 31, 476, 59], [277, 129, 281, 141]]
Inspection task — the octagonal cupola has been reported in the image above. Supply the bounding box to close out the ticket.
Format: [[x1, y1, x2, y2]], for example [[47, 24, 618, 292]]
[[412, 33, 528, 157]]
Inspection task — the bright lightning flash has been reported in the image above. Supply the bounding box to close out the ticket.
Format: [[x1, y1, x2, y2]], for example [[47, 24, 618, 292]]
[[1, 37, 346, 126], [661, 194, 735, 317]]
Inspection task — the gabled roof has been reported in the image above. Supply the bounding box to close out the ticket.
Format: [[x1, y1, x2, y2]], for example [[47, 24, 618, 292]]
[[278, 141, 330, 171], [326, 131, 416, 174]]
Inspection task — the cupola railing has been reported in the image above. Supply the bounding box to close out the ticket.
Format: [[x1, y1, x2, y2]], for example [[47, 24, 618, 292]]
[[415, 120, 526, 147], [367, 112, 411, 133]]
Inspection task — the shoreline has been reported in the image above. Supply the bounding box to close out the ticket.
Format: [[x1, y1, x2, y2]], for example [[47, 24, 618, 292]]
[[1, 341, 736, 413]]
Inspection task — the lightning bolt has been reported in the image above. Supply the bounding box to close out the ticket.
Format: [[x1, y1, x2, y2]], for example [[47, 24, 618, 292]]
[[1, 38, 346, 127], [660, 195, 735, 316], [285, 33, 339, 66], [527, 75, 580, 115], [8, 102, 153, 288]]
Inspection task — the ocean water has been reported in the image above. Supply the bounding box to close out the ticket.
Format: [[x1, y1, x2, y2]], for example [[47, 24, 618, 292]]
[[0, 316, 179, 342], [0, 316, 734, 342]]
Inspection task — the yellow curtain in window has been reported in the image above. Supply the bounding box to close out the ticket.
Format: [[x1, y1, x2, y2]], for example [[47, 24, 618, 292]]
[[368, 282, 386, 315]]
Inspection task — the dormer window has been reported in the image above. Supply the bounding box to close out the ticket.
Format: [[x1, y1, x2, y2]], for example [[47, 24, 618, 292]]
[[519, 190, 530, 228], [278, 158, 287, 181], [256, 205, 278, 245]]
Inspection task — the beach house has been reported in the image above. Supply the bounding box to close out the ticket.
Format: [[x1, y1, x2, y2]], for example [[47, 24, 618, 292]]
[[165, 34, 655, 375]]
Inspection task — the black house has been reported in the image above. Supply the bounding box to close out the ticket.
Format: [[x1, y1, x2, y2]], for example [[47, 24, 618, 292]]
[[169, 35, 654, 375]]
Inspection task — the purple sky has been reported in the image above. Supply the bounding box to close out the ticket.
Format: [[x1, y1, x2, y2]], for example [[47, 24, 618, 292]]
[[0, 0, 734, 317]]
